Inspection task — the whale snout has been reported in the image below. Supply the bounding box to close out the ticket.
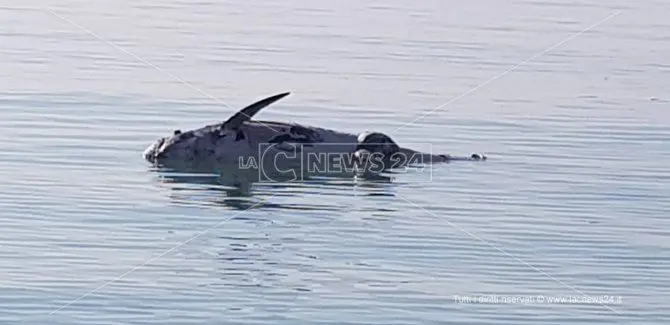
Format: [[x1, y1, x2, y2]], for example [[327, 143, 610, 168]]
[[143, 137, 166, 163]]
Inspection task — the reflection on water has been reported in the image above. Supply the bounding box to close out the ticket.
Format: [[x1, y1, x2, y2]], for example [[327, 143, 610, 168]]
[[148, 164, 398, 210], [146, 166, 405, 295]]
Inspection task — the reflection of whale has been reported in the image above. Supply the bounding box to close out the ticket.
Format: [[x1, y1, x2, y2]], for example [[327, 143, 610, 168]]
[[149, 164, 398, 211], [148, 166, 403, 292]]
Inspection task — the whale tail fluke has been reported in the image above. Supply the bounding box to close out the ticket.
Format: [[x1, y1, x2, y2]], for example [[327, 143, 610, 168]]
[[223, 92, 291, 130]]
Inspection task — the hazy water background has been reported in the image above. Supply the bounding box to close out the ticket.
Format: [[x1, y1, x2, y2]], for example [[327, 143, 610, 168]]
[[1, 0, 669, 324]]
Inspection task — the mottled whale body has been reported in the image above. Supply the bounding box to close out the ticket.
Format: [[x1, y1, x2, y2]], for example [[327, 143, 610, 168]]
[[143, 92, 486, 175]]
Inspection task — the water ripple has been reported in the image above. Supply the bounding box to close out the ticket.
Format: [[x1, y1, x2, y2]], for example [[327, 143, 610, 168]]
[[1, 0, 669, 324]]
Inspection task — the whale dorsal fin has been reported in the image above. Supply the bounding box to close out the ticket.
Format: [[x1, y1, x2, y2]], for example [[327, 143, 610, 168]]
[[222, 92, 290, 130]]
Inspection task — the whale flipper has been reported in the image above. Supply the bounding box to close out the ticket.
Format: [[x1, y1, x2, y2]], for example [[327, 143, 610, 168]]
[[222, 92, 290, 130]]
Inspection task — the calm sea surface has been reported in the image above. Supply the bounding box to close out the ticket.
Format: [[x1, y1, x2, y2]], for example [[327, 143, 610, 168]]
[[1, 0, 669, 324]]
